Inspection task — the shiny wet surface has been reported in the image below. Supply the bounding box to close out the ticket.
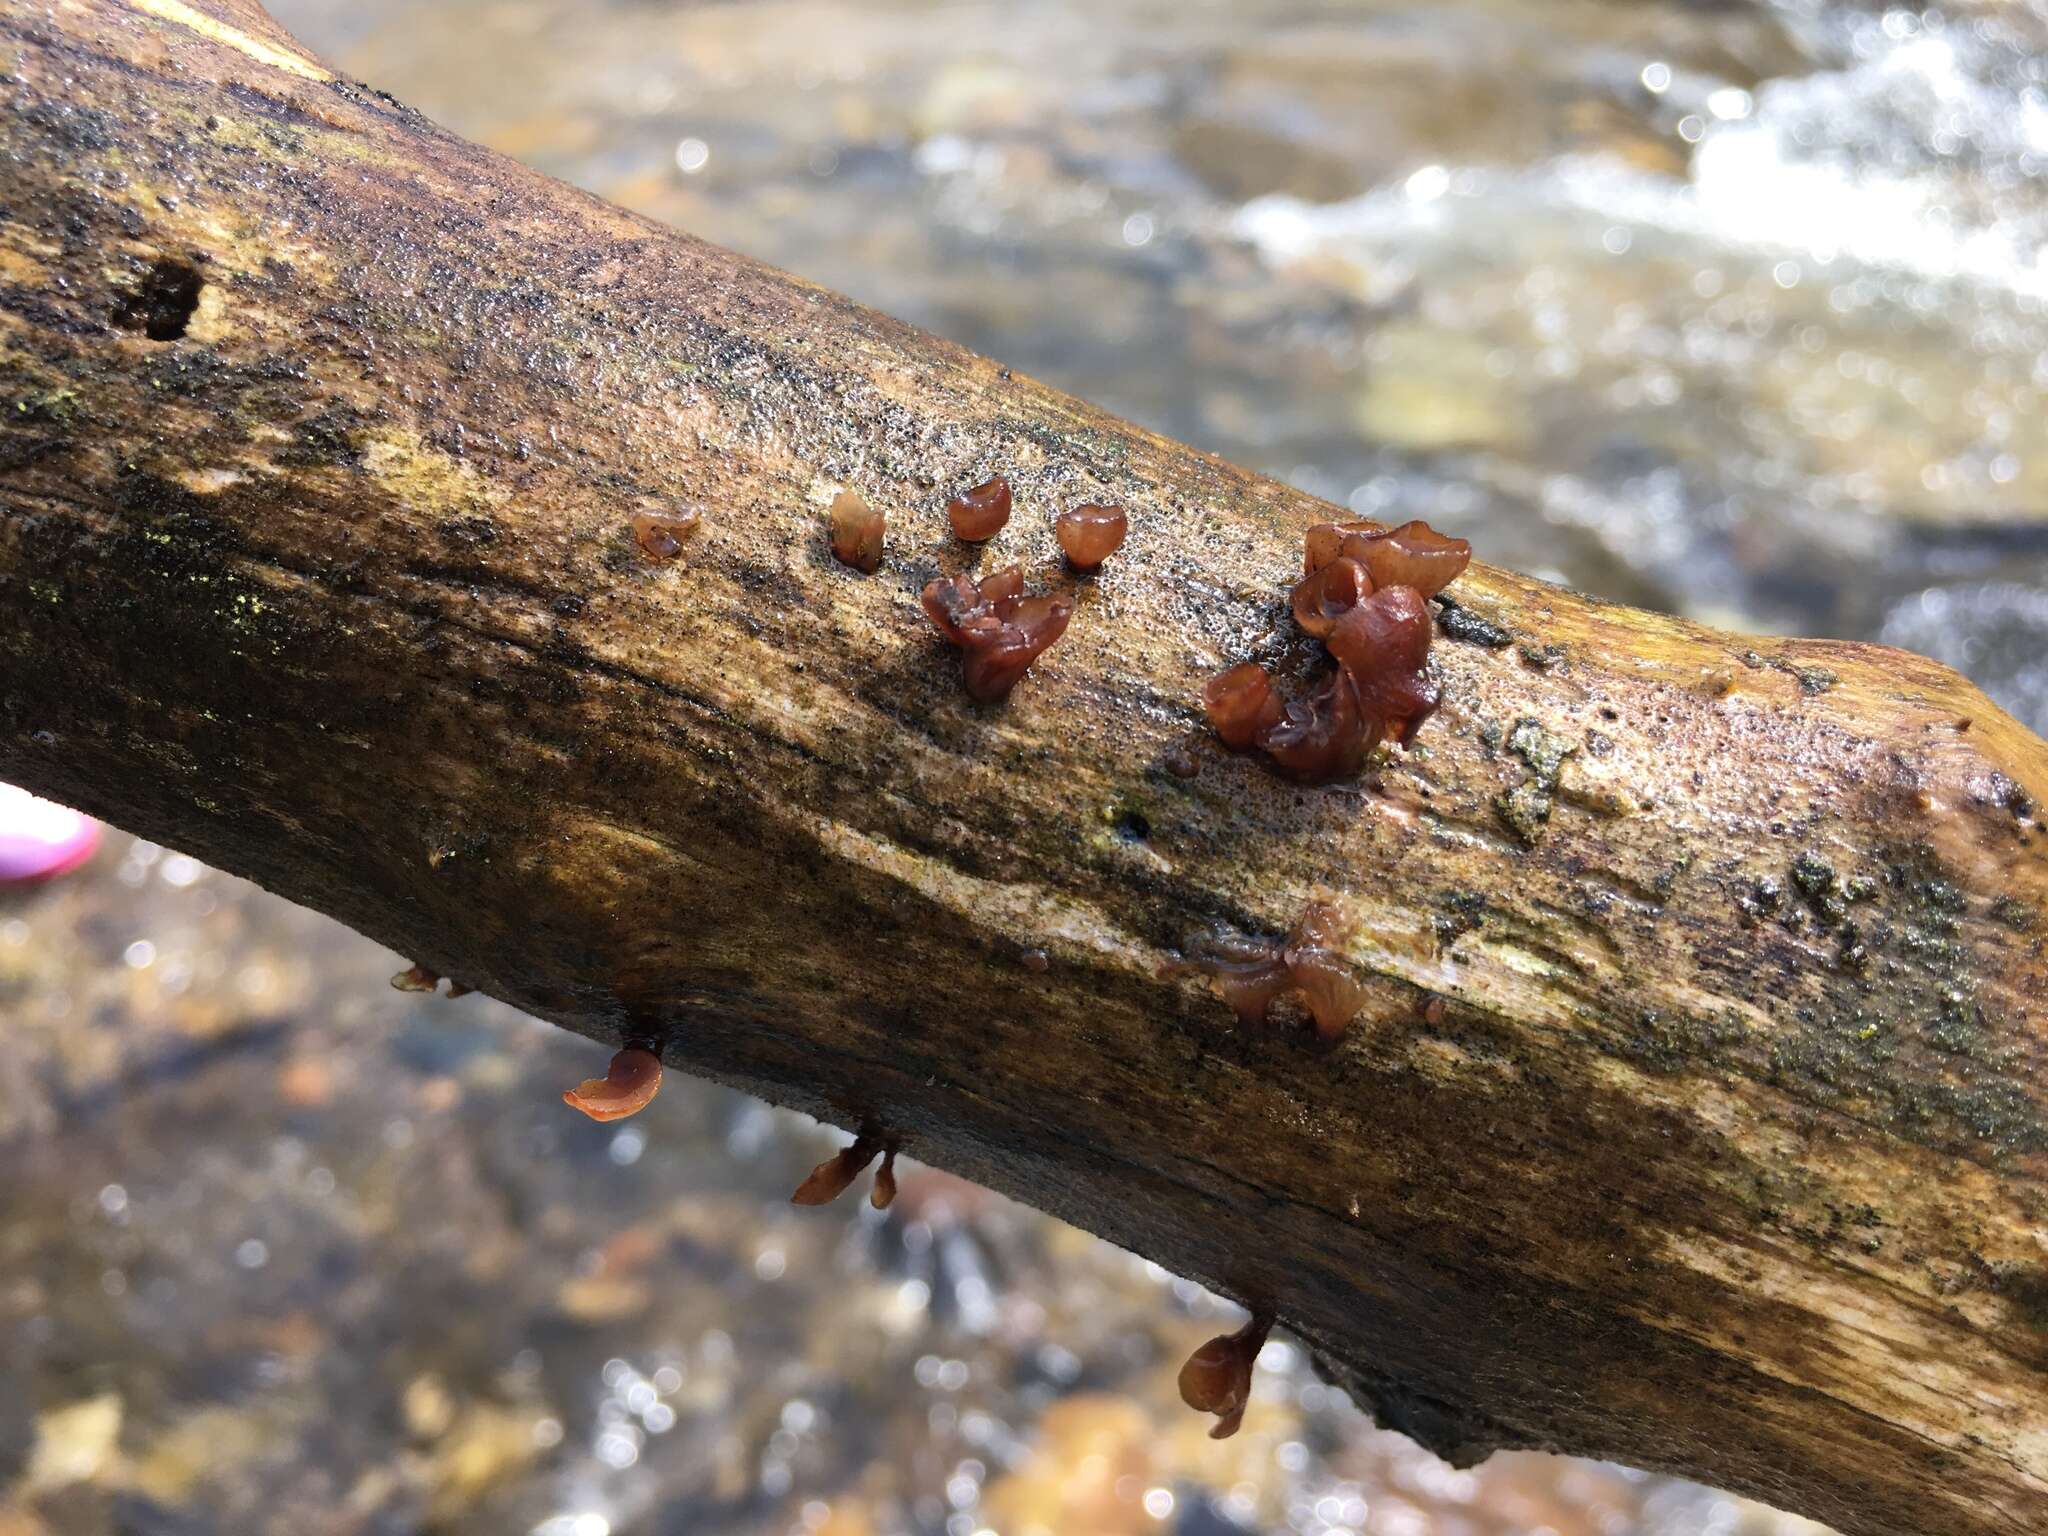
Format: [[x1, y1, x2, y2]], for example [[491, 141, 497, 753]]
[[13, 0, 2043, 1530]]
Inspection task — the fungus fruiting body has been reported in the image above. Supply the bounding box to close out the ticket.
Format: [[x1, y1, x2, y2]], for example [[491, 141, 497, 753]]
[[946, 477, 1013, 541], [633, 508, 701, 562], [829, 489, 884, 572], [921, 566, 1074, 702], [1326, 585, 1440, 746], [1055, 503, 1128, 570], [1173, 932, 1291, 1028], [1179, 1312, 1274, 1439], [1283, 904, 1373, 1040], [1303, 517, 1470, 595], [792, 1134, 883, 1205], [390, 964, 474, 999], [1257, 668, 1379, 783], [1207, 516, 1466, 781], [562, 1046, 664, 1123], [1201, 663, 1283, 750], [390, 963, 439, 993], [1290, 556, 1370, 639], [870, 1147, 899, 1210], [1175, 903, 1370, 1041]]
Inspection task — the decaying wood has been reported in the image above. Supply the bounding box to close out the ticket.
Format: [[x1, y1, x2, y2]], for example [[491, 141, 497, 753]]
[[2, 5, 2046, 1532]]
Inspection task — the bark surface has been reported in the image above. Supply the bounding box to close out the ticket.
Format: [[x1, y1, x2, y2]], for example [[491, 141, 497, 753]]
[[3, 5, 2047, 1532]]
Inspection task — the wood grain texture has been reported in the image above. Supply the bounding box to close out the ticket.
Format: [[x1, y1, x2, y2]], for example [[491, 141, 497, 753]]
[[2, 5, 2046, 1531]]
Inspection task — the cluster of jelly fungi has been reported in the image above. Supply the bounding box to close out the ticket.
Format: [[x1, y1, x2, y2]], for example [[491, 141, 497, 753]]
[[1055, 502, 1128, 571], [633, 505, 701, 562], [946, 476, 1013, 541], [1174, 902, 1370, 1041], [1178, 1311, 1274, 1439], [1204, 518, 1469, 782], [829, 488, 885, 572], [921, 567, 1074, 703], [561, 1045, 665, 1123], [792, 1132, 897, 1207]]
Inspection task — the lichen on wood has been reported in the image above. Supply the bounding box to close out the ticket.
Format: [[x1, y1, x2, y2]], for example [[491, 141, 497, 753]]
[[2, 6, 2047, 1535]]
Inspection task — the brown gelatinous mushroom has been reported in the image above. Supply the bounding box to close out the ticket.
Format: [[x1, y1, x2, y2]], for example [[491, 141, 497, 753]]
[[870, 1147, 899, 1210], [1216, 513, 1469, 777], [390, 963, 439, 993], [1255, 668, 1381, 783], [792, 1133, 882, 1205], [1326, 585, 1441, 747], [1176, 902, 1373, 1041], [562, 1045, 664, 1122], [1305, 517, 1469, 597], [1055, 502, 1128, 571], [1171, 932, 1292, 1027], [946, 476, 1013, 542], [1290, 555, 1373, 639], [1202, 662, 1284, 750], [1178, 1312, 1274, 1439], [1357, 518, 1471, 597], [828, 489, 884, 573], [921, 566, 1016, 644], [633, 507, 701, 562], [1303, 516, 1382, 574], [920, 566, 1074, 703], [1283, 903, 1370, 1041]]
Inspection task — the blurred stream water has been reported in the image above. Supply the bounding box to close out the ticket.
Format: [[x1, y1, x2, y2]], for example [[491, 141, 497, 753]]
[[9, 1, 2045, 1532]]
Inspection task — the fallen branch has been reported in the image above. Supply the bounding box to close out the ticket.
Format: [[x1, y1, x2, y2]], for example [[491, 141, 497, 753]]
[[2, 5, 2046, 1532]]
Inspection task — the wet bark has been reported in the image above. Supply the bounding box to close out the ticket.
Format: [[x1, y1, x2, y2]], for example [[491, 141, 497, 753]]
[[3, 5, 2047, 1532]]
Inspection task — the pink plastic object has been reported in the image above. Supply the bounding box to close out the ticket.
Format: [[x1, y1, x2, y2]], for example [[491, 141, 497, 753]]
[[0, 783, 100, 883]]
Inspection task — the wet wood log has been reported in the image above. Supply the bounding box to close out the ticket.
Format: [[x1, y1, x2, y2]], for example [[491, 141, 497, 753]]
[[3, 5, 2046, 1532]]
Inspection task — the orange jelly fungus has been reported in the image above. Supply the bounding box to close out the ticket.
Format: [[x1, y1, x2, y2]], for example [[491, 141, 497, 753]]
[[1055, 502, 1128, 571], [870, 1147, 899, 1211], [946, 476, 1013, 541], [922, 566, 1075, 702], [792, 1134, 882, 1206], [390, 964, 439, 994], [1179, 1313, 1274, 1439], [562, 1046, 664, 1123], [829, 489, 885, 572], [1176, 902, 1370, 1040], [633, 508, 701, 562], [1207, 516, 1466, 781]]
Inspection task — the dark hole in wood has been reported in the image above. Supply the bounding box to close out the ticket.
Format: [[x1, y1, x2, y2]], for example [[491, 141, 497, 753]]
[[115, 257, 203, 340]]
